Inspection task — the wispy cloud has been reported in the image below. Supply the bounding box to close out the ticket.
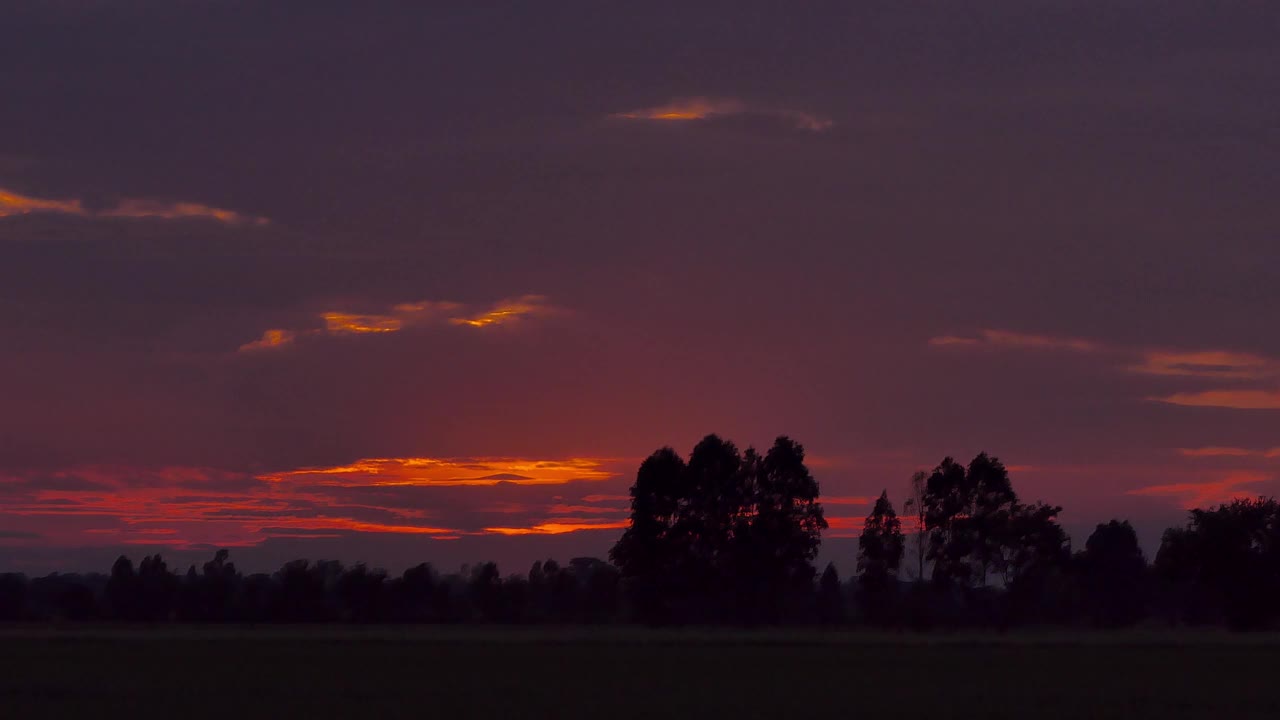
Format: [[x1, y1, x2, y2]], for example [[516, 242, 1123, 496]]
[[1177, 447, 1280, 458], [100, 199, 267, 225], [613, 97, 833, 132], [240, 296, 553, 352], [0, 187, 83, 216], [0, 456, 630, 549], [263, 457, 616, 488], [1150, 390, 1280, 410], [930, 328, 1280, 412], [0, 185, 266, 225], [450, 295, 552, 328], [483, 521, 629, 536], [238, 329, 296, 353], [928, 329, 1100, 353], [1129, 350, 1280, 381], [1126, 472, 1272, 508]]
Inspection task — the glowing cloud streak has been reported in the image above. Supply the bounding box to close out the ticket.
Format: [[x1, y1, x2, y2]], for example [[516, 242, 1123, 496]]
[[0, 187, 84, 216], [239, 296, 554, 352], [1178, 447, 1280, 459], [928, 329, 1099, 353], [931, 329, 1280, 413], [1151, 390, 1280, 410], [1126, 472, 1272, 508], [450, 295, 553, 328], [614, 97, 833, 132], [0, 456, 628, 548], [263, 457, 616, 487], [0, 185, 265, 225], [1129, 350, 1280, 381]]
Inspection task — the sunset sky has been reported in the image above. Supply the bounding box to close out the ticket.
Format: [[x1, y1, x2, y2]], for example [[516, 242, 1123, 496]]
[[1, 1, 1277, 575]]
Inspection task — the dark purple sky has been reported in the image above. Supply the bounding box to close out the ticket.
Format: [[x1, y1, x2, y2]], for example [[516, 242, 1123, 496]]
[[1, 0, 1277, 575]]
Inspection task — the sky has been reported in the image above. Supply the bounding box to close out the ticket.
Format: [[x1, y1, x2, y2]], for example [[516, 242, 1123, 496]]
[[1, 0, 1277, 576]]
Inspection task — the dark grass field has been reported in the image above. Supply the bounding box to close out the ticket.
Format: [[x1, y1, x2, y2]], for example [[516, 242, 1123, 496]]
[[3, 627, 1279, 719]]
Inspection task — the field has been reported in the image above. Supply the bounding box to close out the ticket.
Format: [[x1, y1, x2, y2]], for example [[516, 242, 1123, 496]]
[[2, 627, 1279, 719]]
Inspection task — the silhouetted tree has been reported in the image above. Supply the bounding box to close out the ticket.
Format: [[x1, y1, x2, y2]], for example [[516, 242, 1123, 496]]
[[200, 549, 240, 621], [1079, 520, 1148, 627], [106, 555, 138, 620], [611, 446, 687, 623], [1002, 502, 1069, 583], [734, 437, 827, 623], [612, 434, 824, 624], [968, 454, 1019, 585], [902, 470, 928, 581], [680, 435, 750, 620], [0, 573, 26, 621], [133, 555, 177, 621], [923, 453, 1061, 599], [393, 562, 444, 622], [923, 457, 975, 587], [817, 563, 843, 624], [570, 557, 620, 623], [272, 560, 329, 622], [858, 491, 905, 592], [857, 491, 905, 624], [468, 562, 504, 622], [336, 563, 388, 622], [1155, 498, 1280, 629], [1001, 502, 1071, 625]]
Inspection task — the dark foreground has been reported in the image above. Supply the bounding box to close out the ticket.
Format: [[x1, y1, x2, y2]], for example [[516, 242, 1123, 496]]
[[2, 627, 1279, 719]]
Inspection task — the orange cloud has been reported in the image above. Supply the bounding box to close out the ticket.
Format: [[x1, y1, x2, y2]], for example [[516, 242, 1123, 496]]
[[1129, 350, 1280, 380], [263, 457, 616, 487], [928, 329, 1099, 353], [928, 335, 981, 347], [483, 521, 628, 536], [449, 295, 554, 328], [0, 456, 631, 549], [1126, 472, 1271, 509], [0, 185, 264, 225], [100, 198, 268, 226], [239, 296, 551, 352], [1177, 447, 1280, 459], [322, 312, 402, 334], [613, 97, 833, 132], [238, 329, 296, 352], [0, 187, 85, 216], [930, 330, 1280, 415], [616, 97, 747, 122], [1151, 390, 1280, 410]]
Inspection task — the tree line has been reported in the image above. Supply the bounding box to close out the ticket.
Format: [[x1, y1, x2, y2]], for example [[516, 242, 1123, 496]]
[[2, 434, 1279, 629]]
